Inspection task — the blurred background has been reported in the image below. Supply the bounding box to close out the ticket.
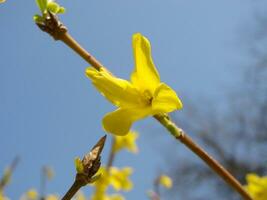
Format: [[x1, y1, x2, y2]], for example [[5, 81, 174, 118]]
[[0, 0, 266, 199]]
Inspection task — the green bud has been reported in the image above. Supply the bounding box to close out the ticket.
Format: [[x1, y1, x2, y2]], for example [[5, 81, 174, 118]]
[[57, 7, 66, 14], [75, 157, 84, 174], [33, 14, 44, 23], [47, 1, 60, 14]]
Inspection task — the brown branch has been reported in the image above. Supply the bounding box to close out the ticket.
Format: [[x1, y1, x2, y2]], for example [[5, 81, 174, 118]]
[[61, 176, 83, 200], [60, 33, 103, 71], [154, 114, 252, 200], [36, 11, 103, 71]]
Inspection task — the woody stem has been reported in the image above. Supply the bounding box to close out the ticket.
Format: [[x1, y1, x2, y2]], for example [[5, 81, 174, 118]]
[[60, 33, 103, 71], [154, 114, 252, 200], [61, 178, 82, 200]]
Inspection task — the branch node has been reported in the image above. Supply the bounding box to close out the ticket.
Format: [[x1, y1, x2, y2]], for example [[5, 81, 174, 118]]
[[36, 11, 67, 40]]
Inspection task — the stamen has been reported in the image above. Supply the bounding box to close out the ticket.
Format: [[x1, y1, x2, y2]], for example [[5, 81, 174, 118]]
[[143, 90, 153, 105]]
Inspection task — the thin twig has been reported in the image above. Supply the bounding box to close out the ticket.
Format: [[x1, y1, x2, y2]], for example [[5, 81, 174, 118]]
[[60, 33, 103, 71], [36, 11, 102, 71], [106, 137, 116, 169], [60, 136, 107, 200], [154, 114, 252, 200], [61, 178, 83, 200]]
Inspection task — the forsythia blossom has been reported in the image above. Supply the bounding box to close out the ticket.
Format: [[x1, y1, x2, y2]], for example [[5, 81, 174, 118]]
[[86, 33, 183, 136], [20, 189, 38, 200], [158, 175, 173, 189], [91, 166, 133, 200], [245, 173, 267, 200], [109, 167, 133, 191], [45, 195, 58, 200], [112, 131, 139, 154]]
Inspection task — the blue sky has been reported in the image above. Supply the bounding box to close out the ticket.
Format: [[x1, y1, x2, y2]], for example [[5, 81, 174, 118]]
[[0, 0, 254, 199]]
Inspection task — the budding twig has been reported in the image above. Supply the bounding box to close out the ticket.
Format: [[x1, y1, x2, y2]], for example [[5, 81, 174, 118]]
[[35, 13, 252, 200], [61, 135, 106, 200], [36, 11, 103, 71]]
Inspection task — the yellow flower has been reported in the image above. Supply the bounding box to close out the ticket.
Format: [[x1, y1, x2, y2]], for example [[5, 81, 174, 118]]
[[0, 0, 6, 4], [109, 167, 133, 191], [159, 175, 173, 189], [43, 166, 54, 180], [93, 166, 133, 192], [45, 194, 58, 200], [86, 33, 183, 136], [93, 167, 110, 193], [19, 189, 38, 200], [90, 166, 133, 200], [112, 130, 139, 153], [26, 189, 38, 200], [245, 173, 267, 200], [107, 194, 125, 200]]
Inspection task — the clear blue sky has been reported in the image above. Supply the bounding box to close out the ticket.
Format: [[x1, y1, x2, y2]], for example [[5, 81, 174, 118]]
[[0, 0, 254, 199]]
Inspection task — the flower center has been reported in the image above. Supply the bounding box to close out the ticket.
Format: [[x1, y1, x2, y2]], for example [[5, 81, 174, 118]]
[[142, 90, 153, 105]]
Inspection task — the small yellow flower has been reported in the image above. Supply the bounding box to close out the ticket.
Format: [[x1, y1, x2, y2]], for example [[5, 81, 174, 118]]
[[0, 0, 6, 4], [90, 166, 133, 200], [93, 167, 110, 192], [86, 33, 182, 136], [109, 167, 133, 191], [26, 189, 38, 200], [159, 175, 173, 189], [245, 173, 267, 200], [43, 166, 54, 180], [108, 194, 125, 200], [112, 131, 139, 154], [45, 194, 58, 200]]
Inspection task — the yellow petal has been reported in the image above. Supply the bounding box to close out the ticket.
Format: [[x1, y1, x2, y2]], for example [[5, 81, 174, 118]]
[[112, 130, 139, 154], [103, 107, 152, 136], [109, 194, 125, 200], [245, 173, 267, 200], [152, 83, 183, 113], [109, 167, 133, 191], [131, 33, 160, 93], [86, 67, 141, 108]]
